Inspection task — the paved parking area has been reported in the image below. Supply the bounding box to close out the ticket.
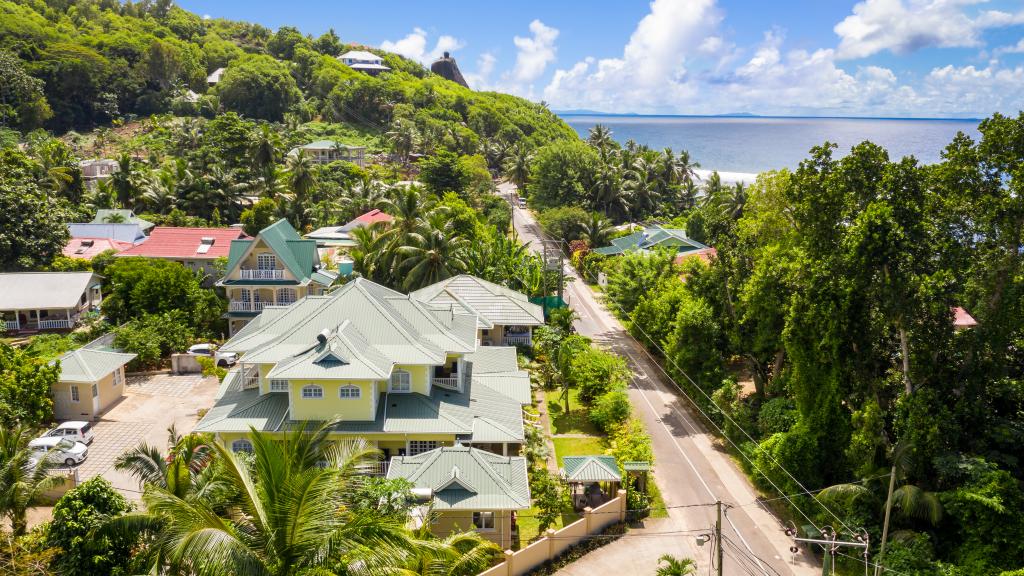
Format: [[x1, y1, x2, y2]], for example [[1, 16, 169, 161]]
[[72, 372, 219, 498]]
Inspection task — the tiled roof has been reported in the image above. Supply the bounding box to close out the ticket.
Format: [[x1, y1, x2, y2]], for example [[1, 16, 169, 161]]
[[411, 275, 544, 328], [62, 237, 133, 259], [0, 272, 99, 310], [952, 306, 978, 328], [117, 227, 246, 260], [53, 348, 136, 384], [387, 445, 530, 510], [562, 455, 621, 483], [339, 209, 393, 231]]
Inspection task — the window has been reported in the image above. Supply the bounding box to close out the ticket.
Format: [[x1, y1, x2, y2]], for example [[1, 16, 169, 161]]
[[389, 370, 411, 393], [301, 385, 324, 399], [277, 288, 297, 305], [91, 383, 98, 398], [231, 439, 254, 453], [408, 440, 437, 455], [257, 253, 276, 270], [339, 385, 361, 399], [270, 379, 289, 392], [112, 368, 122, 387], [70, 385, 79, 402], [472, 512, 495, 531]]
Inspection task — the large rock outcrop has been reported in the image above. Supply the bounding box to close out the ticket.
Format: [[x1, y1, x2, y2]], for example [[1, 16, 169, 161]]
[[430, 51, 469, 88]]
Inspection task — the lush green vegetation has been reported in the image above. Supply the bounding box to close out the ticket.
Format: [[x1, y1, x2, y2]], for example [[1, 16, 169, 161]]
[[597, 114, 1024, 574]]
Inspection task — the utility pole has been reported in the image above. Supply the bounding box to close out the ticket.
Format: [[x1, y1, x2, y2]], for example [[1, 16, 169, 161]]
[[790, 527, 870, 576], [715, 500, 724, 576]]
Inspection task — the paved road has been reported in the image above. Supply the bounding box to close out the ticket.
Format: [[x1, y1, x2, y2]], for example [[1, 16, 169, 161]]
[[501, 183, 819, 576]]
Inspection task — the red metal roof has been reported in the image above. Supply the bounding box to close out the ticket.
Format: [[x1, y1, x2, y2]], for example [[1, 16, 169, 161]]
[[952, 306, 978, 328], [353, 209, 393, 225], [62, 237, 134, 259], [117, 227, 247, 260]]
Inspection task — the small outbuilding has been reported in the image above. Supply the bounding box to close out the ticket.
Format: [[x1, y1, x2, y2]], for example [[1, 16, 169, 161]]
[[561, 455, 622, 510], [50, 341, 136, 421]]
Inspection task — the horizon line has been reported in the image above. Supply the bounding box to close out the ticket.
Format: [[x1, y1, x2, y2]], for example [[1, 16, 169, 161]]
[[553, 111, 983, 122]]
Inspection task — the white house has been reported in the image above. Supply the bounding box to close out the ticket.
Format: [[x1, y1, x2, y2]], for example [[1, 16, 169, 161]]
[[338, 50, 390, 75], [287, 140, 366, 167]]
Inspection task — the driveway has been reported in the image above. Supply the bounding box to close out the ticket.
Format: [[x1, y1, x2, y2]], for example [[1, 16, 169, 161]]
[[74, 373, 219, 498]]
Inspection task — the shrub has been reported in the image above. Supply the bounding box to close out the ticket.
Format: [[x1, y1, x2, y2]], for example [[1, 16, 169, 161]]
[[530, 469, 568, 533], [196, 356, 227, 382], [113, 312, 194, 370], [0, 343, 59, 427], [607, 419, 654, 465], [570, 348, 629, 405], [590, 390, 632, 433], [46, 477, 135, 576], [757, 397, 798, 437], [536, 206, 589, 242]]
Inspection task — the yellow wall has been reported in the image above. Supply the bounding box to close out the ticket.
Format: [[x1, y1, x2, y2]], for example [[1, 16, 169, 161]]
[[432, 510, 514, 550], [229, 238, 297, 281], [216, 431, 457, 451], [51, 368, 124, 421], [289, 379, 379, 421], [393, 364, 430, 394]]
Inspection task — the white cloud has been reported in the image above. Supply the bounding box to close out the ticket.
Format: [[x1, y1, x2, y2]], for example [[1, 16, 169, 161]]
[[512, 20, 559, 83], [834, 0, 1024, 60], [463, 52, 497, 90], [380, 28, 465, 66], [994, 38, 1024, 56], [543, 0, 720, 112]]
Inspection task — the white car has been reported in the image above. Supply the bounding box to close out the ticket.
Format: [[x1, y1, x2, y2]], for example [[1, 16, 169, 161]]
[[28, 436, 89, 467], [43, 421, 95, 445], [187, 343, 238, 367]]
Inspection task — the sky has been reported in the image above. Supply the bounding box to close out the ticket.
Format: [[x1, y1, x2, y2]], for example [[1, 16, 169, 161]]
[[178, 0, 1024, 118]]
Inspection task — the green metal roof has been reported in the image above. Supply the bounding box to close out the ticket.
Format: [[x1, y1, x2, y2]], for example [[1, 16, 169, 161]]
[[221, 220, 334, 287], [594, 226, 708, 256], [562, 455, 621, 483], [387, 445, 530, 510], [52, 348, 136, 384], [411, 275, 544, 328]]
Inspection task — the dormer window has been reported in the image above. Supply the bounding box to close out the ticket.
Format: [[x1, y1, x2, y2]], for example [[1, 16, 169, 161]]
[[257, 253, 276, 270], [389, 370, 411, 393], [339, 384, 361, 399], [301, 385, 324, 399]]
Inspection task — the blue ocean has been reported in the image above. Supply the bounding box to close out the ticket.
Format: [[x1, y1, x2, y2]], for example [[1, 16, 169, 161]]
[[559, 115, 982, 176]]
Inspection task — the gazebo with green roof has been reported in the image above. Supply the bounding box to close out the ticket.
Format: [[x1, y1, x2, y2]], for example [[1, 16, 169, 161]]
[[561, 455, 622, 510]]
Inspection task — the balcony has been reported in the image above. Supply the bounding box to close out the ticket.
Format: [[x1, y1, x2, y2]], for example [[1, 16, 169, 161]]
[[241, 367, 259, 390], [229, 301, 272, 312], [38, 319, 72, 330], [239, 268, 285, 280], [502, 334, 532, 347], [355, 459, 389, 476], [4, 320, 19, 331], [432, 377, 460, 390]]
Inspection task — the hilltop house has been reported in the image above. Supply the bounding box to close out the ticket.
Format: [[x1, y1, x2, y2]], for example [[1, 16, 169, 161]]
[[207, 67, 226, 85], [0, 272, 103, 333], [217, 219, 338, 336], [288, 140, 366, 167], [51, 335, 136, 421], [91, 209, 155, 232], [594, 225, 713, 264], [412, 275, 545, 347], [387, 445, 530, 549], [79, 159, 119, 182], [194, 277, 531, 463], [117, 226, 248, 281], [338, 50, 390, 75]]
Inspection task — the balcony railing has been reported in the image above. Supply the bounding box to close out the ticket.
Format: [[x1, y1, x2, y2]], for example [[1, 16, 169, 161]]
[[355, 460, 389, 476], [240, 268, 285, 280], [432, 377, 460, 391], [502, 334, 532, 347], [38, 319, 72, 330], [4, 320, 19, 331], [229, 301, 272, 312], [241, 367, 259, 390]]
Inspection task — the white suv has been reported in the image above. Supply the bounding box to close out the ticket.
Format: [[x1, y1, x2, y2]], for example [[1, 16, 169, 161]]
[[187, 343, 238, 367], [43, 421, 95, 445]]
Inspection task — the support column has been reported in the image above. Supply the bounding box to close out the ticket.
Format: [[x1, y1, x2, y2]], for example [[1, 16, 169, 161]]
[[502, 443, 508, 456], [35, 309, 41, 327], [65, 308, 71, 327]]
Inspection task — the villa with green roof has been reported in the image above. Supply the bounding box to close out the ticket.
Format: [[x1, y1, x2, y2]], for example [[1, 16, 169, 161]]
[[288, 140, 366, 167], [412, 275, 545, 347], [50, 338, 136, 421], [594, 225, 711, 260], [217, 219, 338, 335], [387, 445, 530, 548], [195, 277, 531, 463]]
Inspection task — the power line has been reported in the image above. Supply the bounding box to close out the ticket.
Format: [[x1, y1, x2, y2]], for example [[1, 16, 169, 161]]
[[737, 472, 892, 508]]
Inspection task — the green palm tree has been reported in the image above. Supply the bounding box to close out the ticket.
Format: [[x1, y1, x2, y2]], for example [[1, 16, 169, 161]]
[[114, 426, 219, 499], [286, 150, 316, 202], [655, 554, 696, 576], [624, 158, 658, 219], [579, 212, 615, 248], [396, 216, 468, 291], [142, 170, 178, 214], [0, 426, 61, 536], [108, 423, 420, 576], [502, 144, 533, 192], [397, 522, 500, 576], [351, 223, 390, 284], [110, 153, 145, 208], [386, 119, 419, 165], [723, 182, 746, 220], [251, 125, 281, 195], [587, 124, 614, 151], [699, 171, 723, 209]]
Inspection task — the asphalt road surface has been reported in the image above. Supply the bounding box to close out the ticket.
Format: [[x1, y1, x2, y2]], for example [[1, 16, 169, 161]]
[[500, 183, 820, 576]]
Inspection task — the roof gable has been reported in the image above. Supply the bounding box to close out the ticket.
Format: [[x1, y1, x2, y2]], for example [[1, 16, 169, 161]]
[[386, 446, 530, 510]]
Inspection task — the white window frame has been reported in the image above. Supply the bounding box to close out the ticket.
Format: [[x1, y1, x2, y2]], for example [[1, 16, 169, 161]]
[[472, 511, 495, 531], [301, 385, 324, 399], [389, 370, 411, 393], [232, 439, 254, 453], [112, 368, 122, 387], [70, 385, 79, 402], [408, 440, 438, 456], [257, 253, 276, 270], [91, 383, 98, 398], [269, 379, 289, 392], [277, 288, 297, 305], [338, 384, 361, 399]]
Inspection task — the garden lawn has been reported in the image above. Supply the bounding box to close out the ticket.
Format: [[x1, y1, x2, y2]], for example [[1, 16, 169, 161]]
[[547, 388, 600, 435], [553, 436, 608, 467], [515, 504, 580, 549]]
